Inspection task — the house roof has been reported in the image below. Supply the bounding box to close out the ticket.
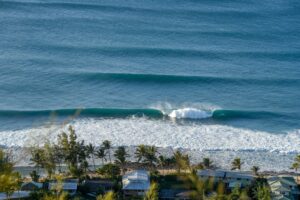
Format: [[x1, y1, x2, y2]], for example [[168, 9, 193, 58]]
[[225, 171, 254, 180], [268, 176, 298, 186], [83, 180, 114, 192], [122, 170, 150, 190], [197, 170, 226, 178], [0, 191, 30, 200], [21, 181, 43, 189], [48, 182, 78, 190], [228, 181, 242, 188], [197, 170, 254, 180]]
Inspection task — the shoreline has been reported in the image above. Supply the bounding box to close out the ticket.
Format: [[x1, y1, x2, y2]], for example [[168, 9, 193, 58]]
[[5, 146, 298, 172]]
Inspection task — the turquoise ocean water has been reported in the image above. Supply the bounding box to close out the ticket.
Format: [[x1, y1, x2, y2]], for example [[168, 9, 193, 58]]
[[0, 0, 300, 163]]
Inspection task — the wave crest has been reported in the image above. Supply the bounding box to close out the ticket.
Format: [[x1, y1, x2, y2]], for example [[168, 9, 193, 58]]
[[168, 108, 212, 119]]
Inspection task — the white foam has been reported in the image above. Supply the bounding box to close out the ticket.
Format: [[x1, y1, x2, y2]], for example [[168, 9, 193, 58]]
[[1, 118, 300, 170], [1, 118, 300, 154], [168, 108, 212, 119]]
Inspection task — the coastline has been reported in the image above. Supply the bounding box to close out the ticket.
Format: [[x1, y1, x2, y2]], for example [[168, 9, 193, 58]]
[[7, 146, 297, 172]]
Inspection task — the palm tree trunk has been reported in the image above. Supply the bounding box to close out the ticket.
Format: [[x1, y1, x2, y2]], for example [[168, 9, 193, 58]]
[[92, 155, 96, 171], [108, 151, 111, 163]]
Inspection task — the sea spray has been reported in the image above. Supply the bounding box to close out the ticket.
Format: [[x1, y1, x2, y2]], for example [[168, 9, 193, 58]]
[[168, 108, 212, 119]]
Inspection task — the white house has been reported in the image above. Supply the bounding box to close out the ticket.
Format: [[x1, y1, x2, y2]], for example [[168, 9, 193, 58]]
[[48, 182, 78, 196], [197, 169, 254, 189], [122, 170, 150, 198], [21, 181, 43, 191], [268, 176, 300, 200], [0, 191, 30, 200]]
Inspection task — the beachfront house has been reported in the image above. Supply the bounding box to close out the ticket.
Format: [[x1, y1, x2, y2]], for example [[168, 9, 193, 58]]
[[48, 180, 78, 196], [268, 176, 300, 200], [0, 191, 30, 200], [197, 169, 254, 190], [21, 181, 43, 191], [122, 170, 150, 199], [82, 179, 114, 197]]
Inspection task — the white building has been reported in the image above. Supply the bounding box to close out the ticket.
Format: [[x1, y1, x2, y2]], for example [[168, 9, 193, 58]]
[[122, 170, 150, 198], [268, 176, 300, 200], [0, 191, 30, 200], [197, 169, 254, 189], [21, 181, 43, 191], [48, 182, 78, 196]]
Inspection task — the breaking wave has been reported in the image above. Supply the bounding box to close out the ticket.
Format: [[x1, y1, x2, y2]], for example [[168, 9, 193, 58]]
[[0, 107, 286, 120]]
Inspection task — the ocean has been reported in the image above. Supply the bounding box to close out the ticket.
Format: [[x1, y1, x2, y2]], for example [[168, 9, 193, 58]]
[[0, 0, 300, 170]]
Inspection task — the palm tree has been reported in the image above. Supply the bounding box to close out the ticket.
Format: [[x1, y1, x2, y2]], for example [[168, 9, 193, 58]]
[[96, 148, 107, 165], [158, 155, 167, 174], [231, 157, 243, 171], [135, 144, 147, 163], [30, 148, 44, 174], [202, 157, 213, 169], [291, 162, 300, 172], [144, 146, 158, 170], [114, 146, 129, 174], [253, 184, 271, 200], [144, 182, 159, 200], [251, 166, 260, 176], [102, 140, 112, 163], [291, 155, 300, 172], [173, 150, 190, 174], [87, 143, 96, 170]]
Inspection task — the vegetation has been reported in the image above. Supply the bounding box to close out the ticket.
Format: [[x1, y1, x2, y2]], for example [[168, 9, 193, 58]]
[[253, 183, 271, 200], [6, 125, 298, 200], [144, 182, 158, 200], [291, 155, 300, 172], [251, 166, 260, 176], [97, 191, 116, 200], [97, 163, 121, 180], [0, 149, 21, 199], [114, 146, 129, 175], [231, 157, 243, 171]]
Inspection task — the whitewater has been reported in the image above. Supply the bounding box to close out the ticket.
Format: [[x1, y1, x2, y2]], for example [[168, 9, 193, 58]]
[[1, 115, 300, 170]]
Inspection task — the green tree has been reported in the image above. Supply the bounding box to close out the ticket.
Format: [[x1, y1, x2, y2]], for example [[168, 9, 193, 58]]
[[114, 146, 128, 174], [202, 158, 213, 169], [87, 143, 96, 170], [173, 150, 190, 174], [291, 155, 300, 172], [30, 170, 40, 182], [144, 182, 159, 200], [57, 126, 89, 178], [102, 140, 112, 163], [30, 148, 44, 174], [231, 157, 243, 171], [0, 149, 21, 200], [0, 173, 21, 199], [251, 166, 260, 176], [135, 144, 147, 163], [253, 184, 271, 200], [97, 163, 121, 180], [291, 162, 300, 172], [144, 146, 158, 170], [96, 148, 107, 165], [43, 143, 57, 178]]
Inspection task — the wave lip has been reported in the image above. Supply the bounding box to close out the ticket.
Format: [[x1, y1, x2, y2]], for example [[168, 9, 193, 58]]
[[168, 108, 212, 119], [0, 108, 164, 118]]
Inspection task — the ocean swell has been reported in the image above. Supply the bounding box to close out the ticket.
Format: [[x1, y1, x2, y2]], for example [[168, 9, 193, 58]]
[[0, 107, 286, 121]]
